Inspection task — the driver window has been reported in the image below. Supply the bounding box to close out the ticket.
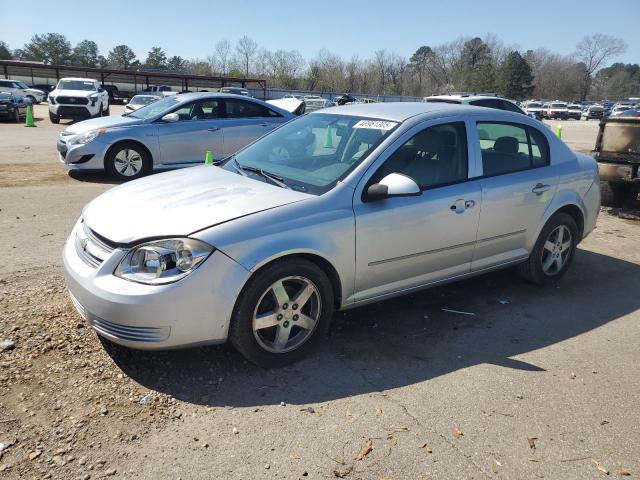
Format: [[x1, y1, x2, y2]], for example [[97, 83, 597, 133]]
[[173, 100, 223, 121], [372, 122, 468, 189]]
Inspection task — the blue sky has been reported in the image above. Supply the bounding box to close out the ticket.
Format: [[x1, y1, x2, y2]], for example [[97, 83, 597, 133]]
[[3, 0, 639, 65]]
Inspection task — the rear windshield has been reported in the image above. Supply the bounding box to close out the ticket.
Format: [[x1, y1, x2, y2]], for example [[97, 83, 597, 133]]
[[602, 123, 640, 154], [426, 98, 462, 104]]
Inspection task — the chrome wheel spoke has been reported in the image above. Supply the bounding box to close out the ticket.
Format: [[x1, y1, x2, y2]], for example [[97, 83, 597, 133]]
[[254, 312, 280, 330], [561, 240, 571, 252], [271, 281, 290, 308], [292, 284, 315, 309], [555, 256, 564, 271], [542, 254, 555, 272], [274, 325, 291, 350], [296, 314, 316, 330], [544, 240, 555, 252], [556, 226, 565, 244]]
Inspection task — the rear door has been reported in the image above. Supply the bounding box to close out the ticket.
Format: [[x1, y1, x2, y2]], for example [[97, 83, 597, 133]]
[[471, 119, 558, 271], [220, 99, 285, 156], [157, 98, 225, 165]]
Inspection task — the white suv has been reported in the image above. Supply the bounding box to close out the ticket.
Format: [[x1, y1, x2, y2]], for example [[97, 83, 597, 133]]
[[424, 94, 527, 115], [0, 79, 46, 104], [48, 78, 109, 123]]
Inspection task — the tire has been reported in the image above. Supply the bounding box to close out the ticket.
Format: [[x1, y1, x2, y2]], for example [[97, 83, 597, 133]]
[[229, 258, 334, 367], [600, 181, 628, 208], [49, 111, 60, 124], [518, 212, 578, 285], [26, 95, 36, 104], [13, 109, 20, 123], [104, 141, 152, 181]]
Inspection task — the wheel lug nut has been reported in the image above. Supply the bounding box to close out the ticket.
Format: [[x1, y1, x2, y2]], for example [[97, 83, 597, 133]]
[[292, 304, 298, 310], [283, 303, 288, 309], [293, 314, 299, 321], [277, 314, 283, 320]]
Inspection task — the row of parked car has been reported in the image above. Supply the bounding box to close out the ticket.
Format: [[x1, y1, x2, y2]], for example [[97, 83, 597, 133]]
[[522, 100, 639, 121]]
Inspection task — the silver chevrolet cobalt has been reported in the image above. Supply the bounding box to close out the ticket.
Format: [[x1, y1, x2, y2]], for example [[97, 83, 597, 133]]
[[63, 103, 600, 366]]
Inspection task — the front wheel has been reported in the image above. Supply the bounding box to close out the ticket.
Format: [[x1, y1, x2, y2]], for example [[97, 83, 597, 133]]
[[229, 258, 334, 367], [104, 142, 151, 181], [518, 213, 578, 285], [49, 111, 60, 124]]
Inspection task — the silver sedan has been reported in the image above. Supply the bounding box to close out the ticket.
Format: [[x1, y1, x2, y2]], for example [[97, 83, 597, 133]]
[[63, 103, 600, 366], [57, 93, 294, 180]]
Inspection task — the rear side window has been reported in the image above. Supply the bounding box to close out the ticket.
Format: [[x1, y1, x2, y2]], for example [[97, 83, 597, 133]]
[[477, 122, 549, 176], [224, 99, 279, 118], [469, 99, 503, 109], [501, 100, 524, 114]]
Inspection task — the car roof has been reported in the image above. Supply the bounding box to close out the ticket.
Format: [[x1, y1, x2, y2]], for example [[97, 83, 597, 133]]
[[425, 94, 516, 103], [315, 101, 497, 122]]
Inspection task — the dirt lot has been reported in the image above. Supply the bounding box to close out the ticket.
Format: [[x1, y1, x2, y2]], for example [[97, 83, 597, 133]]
[[1, 105, 639, 479]]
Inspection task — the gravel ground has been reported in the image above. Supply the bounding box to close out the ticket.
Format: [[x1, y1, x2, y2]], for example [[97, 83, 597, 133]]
[[0, 105, 639, 479]]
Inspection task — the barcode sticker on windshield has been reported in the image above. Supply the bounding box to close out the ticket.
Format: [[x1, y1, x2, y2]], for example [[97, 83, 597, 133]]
[[354, 120, 397, 130]]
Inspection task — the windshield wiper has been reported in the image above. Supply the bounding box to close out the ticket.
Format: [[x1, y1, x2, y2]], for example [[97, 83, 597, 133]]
[[233, 159, 291, 189]]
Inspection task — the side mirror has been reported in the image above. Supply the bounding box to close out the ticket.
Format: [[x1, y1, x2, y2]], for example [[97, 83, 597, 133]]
[[364, 173, 421, 202], [161, 113, 179, 123]]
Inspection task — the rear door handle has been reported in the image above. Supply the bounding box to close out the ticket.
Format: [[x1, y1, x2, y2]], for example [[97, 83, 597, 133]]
[[207, 127, 220, 132], [532, 183, 550, 195]]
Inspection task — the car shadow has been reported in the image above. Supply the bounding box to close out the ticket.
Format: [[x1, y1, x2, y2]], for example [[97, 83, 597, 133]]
[[104, 248, 640, 407], [68, 170, 120, 185]]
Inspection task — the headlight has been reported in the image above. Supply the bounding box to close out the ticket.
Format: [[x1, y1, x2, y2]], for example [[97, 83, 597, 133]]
[[49, 95, 55, 104], [114, 238, 213, 285], [68, 128, 107, 145]]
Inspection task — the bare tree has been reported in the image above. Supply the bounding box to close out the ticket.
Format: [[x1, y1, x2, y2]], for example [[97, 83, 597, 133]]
[[210, 39, 231, 75], [374, 50, 390, 93], [236, 36, 258, 76], [575, 34, 626, 100]]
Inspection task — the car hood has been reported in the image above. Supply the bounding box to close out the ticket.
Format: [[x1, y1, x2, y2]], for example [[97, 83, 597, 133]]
[[63, 115, 143, 134], [52, 89, 98, 98], [83, 166, 312, 244]]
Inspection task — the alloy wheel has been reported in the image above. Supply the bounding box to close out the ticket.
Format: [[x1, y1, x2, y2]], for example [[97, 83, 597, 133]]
[[113, 149, 143, 177], [541, 225, 572, 276], [252, 276, 321, 354]]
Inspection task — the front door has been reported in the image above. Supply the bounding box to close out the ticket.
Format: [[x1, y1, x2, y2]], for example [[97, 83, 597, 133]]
[[157, 98, 225, 165], [353, 119, 482, 302]]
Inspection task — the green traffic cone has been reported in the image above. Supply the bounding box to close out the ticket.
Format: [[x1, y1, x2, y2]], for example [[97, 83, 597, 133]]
[[323, 126, 333, 148], [555, 124, 562, 138], [205, 150, 213, 165], [25, 104, 35, 127]]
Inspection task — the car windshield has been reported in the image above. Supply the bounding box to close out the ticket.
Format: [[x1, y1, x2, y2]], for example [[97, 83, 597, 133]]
[[16, 81, 29, 89], [602, 122, 640, 154], [551, 103, 566, 108], [0, 92, 11, 100], [569, 105, 581, 110], [221, 113, 398, 195], [130, 96, 159, 106], [528, 103, 542, 108], [125, 96, 179, 119], [57, 80, 96, 91]]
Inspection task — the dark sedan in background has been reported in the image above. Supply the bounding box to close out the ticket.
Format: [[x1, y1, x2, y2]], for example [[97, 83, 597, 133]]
[[0, 91, 27, 122]]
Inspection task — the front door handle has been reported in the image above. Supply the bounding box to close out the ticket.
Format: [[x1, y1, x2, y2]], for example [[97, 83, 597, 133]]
[[532, 183, 550, 195], [207, 127, 220, 132], [449, 199, 466, 214]]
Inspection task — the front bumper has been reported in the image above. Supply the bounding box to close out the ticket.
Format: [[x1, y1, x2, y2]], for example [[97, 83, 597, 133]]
[[57, 137, 107, 170], [63, 220, 251, 349], [598, 161, 640, 186], [50, 102, 100, 119]]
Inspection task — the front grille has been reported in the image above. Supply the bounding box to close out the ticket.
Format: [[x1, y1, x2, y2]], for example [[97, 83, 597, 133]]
[[75, 221, 115, 268], [92, 318, 170, 342], [56, 96, 89, 105], [58, 106, 90, 117]]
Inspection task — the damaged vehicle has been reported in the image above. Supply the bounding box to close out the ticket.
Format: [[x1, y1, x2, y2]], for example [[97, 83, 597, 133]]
[[64, 103, 600, 367], [595, 116, 640, 206]]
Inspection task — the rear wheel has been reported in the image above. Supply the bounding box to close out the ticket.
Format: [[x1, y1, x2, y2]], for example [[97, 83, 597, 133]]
[[49, 111, 60, 124], [518, 213, 578, 285], [105, 142, 151, 181], [229, 258, 334, 367]]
